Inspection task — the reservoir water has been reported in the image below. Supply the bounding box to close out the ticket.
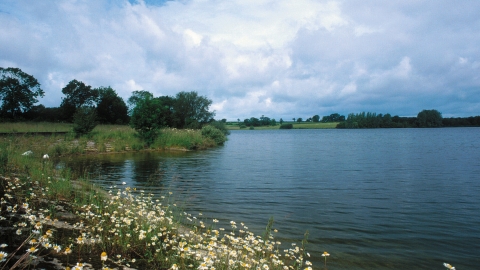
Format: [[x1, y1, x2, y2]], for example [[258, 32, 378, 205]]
[[62, 128, 480, 269]]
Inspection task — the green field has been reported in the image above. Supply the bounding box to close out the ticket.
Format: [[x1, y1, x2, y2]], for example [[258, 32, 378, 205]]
[[226, 121, 339, 130], [0, 121, 73, 133]]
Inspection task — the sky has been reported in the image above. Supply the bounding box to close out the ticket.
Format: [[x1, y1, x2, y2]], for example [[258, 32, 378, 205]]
[[1, 0, 480, 120]]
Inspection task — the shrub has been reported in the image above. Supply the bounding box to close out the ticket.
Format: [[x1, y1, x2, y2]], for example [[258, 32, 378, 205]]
[[208, 120, 230, 135], [73, 107, 97, 136], [279, 123, 293, 129], [201, 125, 227, 145]]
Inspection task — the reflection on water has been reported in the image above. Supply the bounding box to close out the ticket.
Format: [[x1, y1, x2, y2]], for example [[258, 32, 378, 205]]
[[59, 128, 480, 269]]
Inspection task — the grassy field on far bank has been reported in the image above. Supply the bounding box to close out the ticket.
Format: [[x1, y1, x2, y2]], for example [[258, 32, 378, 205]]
[[226, 121, 339, 130], [0, 121, 73, 133]]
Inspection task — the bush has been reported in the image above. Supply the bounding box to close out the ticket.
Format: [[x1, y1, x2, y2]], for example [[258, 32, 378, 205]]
[[201, 125, 227, 145], [73, 107, 97, 136], [279, 123, 293, 129], [208, 120, 230, 135]]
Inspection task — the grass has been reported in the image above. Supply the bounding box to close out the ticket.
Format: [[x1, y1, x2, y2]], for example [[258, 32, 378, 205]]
[[0, 122, 73, 133], [0, 123, 226, 156], [0, 130, 314, 270], [226, 122, 340, 130]]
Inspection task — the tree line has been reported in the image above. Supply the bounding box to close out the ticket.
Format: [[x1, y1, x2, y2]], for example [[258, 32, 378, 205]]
[[336, 109, 480, 128], [0, 67, 215, 126], [0, 67, 227, 144]]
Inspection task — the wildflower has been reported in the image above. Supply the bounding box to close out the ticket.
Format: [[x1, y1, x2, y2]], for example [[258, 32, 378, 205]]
[[101, 251, 108, 261], [29, 239, 38, 245], [65, 247, 72, 254], [0, 251, 7, 262], [16, 229, 22, 235], [27, 247, 37, 253], [76, 236, 84, 244], [444, 263, 456, 270], [73, 262, 84, 270], [53, 244, 61, 252], [171, 264, 179, 270], [322, 251, 330, 267], [0, 244, 7, 248], [34, 222, 42, 230]]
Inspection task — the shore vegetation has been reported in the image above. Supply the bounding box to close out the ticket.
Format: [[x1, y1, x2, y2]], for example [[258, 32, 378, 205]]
[[0, 127, 313, 269]]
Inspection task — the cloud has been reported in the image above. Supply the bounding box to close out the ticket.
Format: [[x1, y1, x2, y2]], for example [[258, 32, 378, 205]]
[[1, 0, 480, 120]]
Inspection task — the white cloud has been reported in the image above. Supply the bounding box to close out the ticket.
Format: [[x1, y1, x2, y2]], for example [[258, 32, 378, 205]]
[[1, 0, 480, 119]]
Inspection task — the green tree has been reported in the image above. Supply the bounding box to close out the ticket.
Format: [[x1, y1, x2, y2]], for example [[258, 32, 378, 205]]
[[60, 79, 98, 121], [0, 67, 44, 118], [174, 91, 215, 128], [157, 95, 176, 127], [127, 90, 153, 115], [279, 118, 284, 125], [96, 86, 129, 124], [312, 115, 320, 122], [130, 96, 165, 146], [417, 109, 442, 127], [73, 106, 97, 136], [296, 118, 303, 122]]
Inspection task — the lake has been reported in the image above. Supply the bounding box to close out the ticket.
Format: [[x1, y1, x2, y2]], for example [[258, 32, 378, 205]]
[[61, 128, 480, 269]]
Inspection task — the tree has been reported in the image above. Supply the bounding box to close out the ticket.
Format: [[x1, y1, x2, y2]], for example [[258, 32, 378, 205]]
[[312, 115, 320, 122], [156, 95, 176, 127], [279, 118, 284, 125], [60, 79, 98, 121], [73, 106, 97, 136], [127, 90, 153, 115], [417, 109, 442, 127], [174, 91, 215, 128], [296, 118, 303, 122], [0, 67, 44, 118], [130, 96, 166, 146], [96, 86, 129, 124]]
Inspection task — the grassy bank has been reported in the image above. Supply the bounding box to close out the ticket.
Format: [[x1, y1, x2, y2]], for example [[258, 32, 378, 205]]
[[0, 123, 226, 155], [0, 127, 313, 270], [226, 122, 339, 130]]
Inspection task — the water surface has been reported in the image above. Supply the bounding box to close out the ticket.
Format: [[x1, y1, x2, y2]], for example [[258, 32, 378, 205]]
[[62, 128, 480, 269]]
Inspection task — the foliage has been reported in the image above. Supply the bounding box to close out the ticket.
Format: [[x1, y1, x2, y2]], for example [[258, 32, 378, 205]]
[[296, 118, 303, 122], [129, 96, 165, 146], [73, 106, 97, 136], [60, 79, 98, 122], [0, 67, 44, 119], [208, 120, 230, 135], [127, 90, 153, 115], [442, 116, 480, 127], [312, 115, 320, 122], [244, 115, 277, 127], [201, 125, 227, 145], [416, 109, 442, 127], [279, 123, 293, 129], [96, 86, 129, 124], [321, 113, 345, 122], [174, 91, 215, 128]]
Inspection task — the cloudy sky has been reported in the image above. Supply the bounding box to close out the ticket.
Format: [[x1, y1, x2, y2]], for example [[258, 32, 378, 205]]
[[1, 0, 480, 120]]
